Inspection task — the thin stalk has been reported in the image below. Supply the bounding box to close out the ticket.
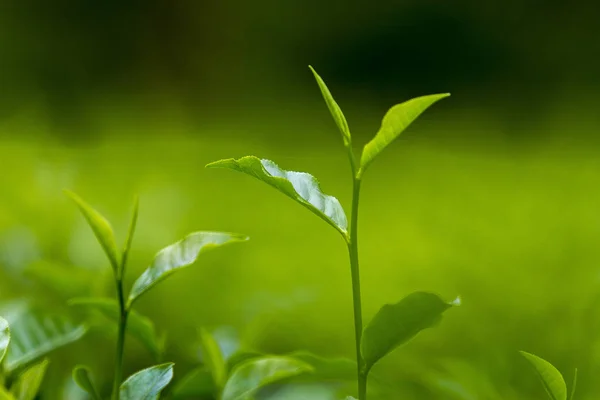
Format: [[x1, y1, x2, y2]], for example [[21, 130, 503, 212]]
[[112, 277, 128, 400]]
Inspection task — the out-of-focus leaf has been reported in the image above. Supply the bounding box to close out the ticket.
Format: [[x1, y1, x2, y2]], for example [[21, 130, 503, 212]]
[[309, 66, 351, 147], [4, 312, 87, 373], [226, 351, 263, 373], [171, 367, 214, 399], [207, 157, 347, 235], [0, 317, 9, 364], [24, 261, 100, 299], [199, 328, 226, 390], [10, 358, 49, 400], [287, 351, 356, 382], [222, 356, 313, 400], [69, 297, 162, 360], [359, 94, 449, 173], [0, 387, 14, 400], [64, 190, 120, 272], [128, 231, 248, 306], [520, 351, 567, 400], [119, 363, 174, 400], [361, 292, 457, 371], [72, 365, 101, 400]]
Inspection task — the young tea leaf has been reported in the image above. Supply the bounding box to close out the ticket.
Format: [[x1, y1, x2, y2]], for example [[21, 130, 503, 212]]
[[65, 190, 121, 272], [128, 231, 248, 306], [359, 94, 450, 174], [222, 356, 313, 400], [119, 362, 174, 400], [10, 358, 49, 400], [0, 317, 9, 364], [121, 195, 140, 273], [520, 351, 567, 400], [69, 297, 163, 360], [199, 328, 227, 390], [72, 365, 101, 400], [309, 66, 351, 147], [361, 292, 456, 372], [207, 156, 348, 235]]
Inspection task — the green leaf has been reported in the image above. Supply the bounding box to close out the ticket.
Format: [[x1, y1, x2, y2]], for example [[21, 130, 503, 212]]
[[287, 351, 356, 382], [10, 358, 49, 400], [5, 312, 87, 373], [361, 292, 457, 371], [128, 231, 248, 306], [0, 387, 14, 400], [120, 362, 174, 400], [121, 196, 139, 273], [199, 328, 227, 390], [65, 190, 120, 272], [520, 351, 567, 400], [72, 365, 101, 400], [207, 157, 348, 235], [222, 356, 313, 400], [308, 66, 351, 147], [359, 94, 450, 173], [171, 367, 214, 399], [69, 297, 163, 360], [0, 317, 9, 364]]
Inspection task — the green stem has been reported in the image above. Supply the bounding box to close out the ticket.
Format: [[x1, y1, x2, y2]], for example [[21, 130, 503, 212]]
[[112, 278, 128, 400]]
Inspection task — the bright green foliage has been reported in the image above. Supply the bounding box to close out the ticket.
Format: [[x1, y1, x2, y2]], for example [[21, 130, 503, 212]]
[[520, 351, 567, 400], [0, 317, 9, 364], [199, 328, 227, 390], [359, 94, 450, 174], [72, 365, 101, 400], [10, 359, 49, 400], [207, 156, 348, 235], [361, 292, 456, 371], [69, 297, 163, 360], [64, 190, 121, 272], [309, 66, 351, 147], [119, 363, 174, 400], [122, 196, 140, 273], [221, 356, 313, 400], [128, 231, 249, 306]]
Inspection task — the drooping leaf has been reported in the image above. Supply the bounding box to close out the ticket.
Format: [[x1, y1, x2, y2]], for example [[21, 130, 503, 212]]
[[10, 358, 49, 400], [65, 190, 120, 272], [171, 367, 214, 399], [361, 292, 456, 371], [309, 66, 351, 147], [359, 94, 450, 173], [287, 351, 356, 382], [207, 157, 348, 235], [199, 328, 227, 390], [69, 297, 163, 359], [222, 356, 313, 400], [0, 317, 9, 364], [121, 196, 139, 272], [4, 312, 87, 373], [72, 365, 101, 400], [520, 351, 567, 400], [119, 363, 174, 400], [128, 231, 248, 306]]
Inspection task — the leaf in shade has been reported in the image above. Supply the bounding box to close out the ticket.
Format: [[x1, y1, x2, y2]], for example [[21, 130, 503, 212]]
[[286, 351, 356, 382], [199, 328, 227, 390], [119, 363, 174, 400], [520, 351, 567, 400], [0, 317, 9, 364], [64, 191, 120, 272], [171, 367, 215, 399], [10, 358, 49, 400], [72, 365, 102, 400], [207, 157, 348, 235], [222, 356, 313, 400], [128, 231, 248, 306], [361, 292, 457, 372], [360, 94, 450, 173], [309, 66, 351, 147], [69, 297, 163, 360]]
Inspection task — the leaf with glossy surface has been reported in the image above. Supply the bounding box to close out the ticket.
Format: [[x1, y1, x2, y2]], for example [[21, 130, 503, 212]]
[[69, 297, 162, 359], [65, 190, 120, 272], [359, 94, 450, 173], [120, 363, 174, 400], [0, 317, 9, 364], [309, 66, 351, 147], [72, 365, 101, 400], [207, 157, 348, 235], [520, 351, 567, 400], [128, 231, 248, 306], [10, 359, 49, 400], [222, 356, 313, 400], [361, 292, 456, 371], [199, 328, 226, 390]]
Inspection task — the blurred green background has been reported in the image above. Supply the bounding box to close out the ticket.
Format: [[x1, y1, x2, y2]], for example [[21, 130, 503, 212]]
[[2, 0, 600, 398]]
